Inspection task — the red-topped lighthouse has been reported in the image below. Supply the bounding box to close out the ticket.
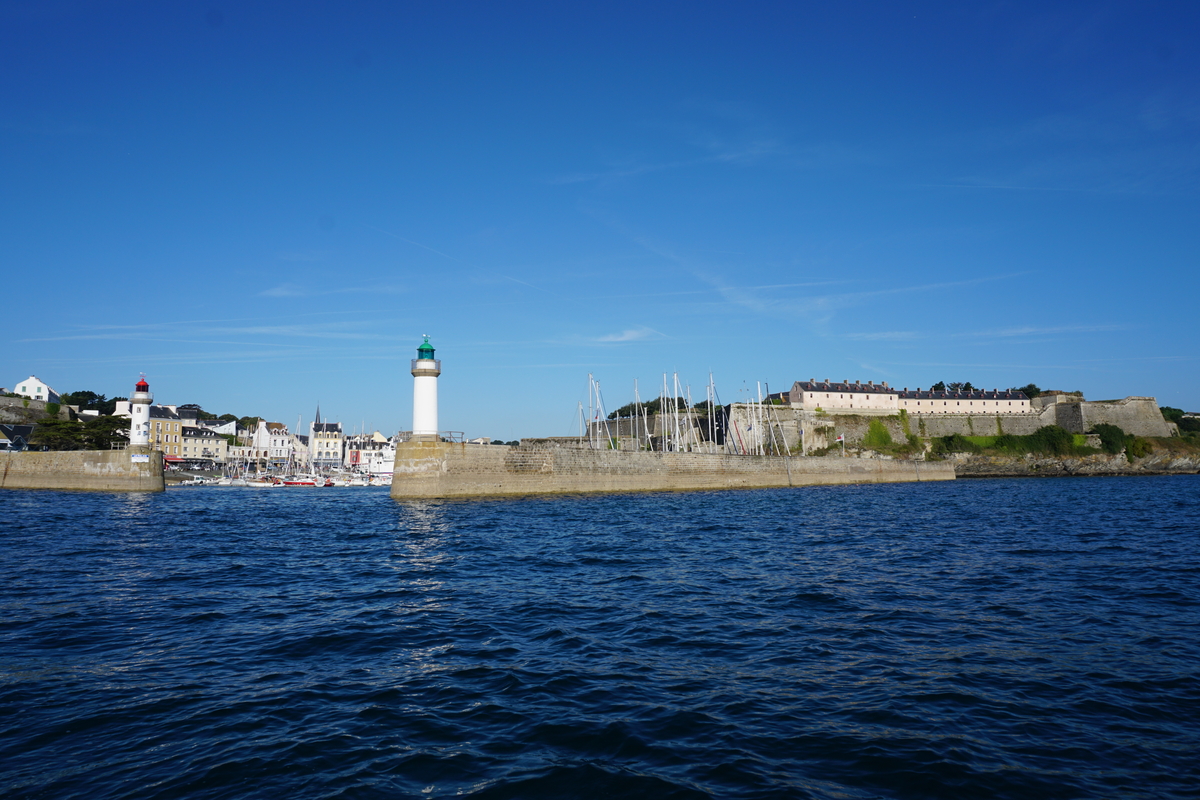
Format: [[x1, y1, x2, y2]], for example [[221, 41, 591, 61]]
[[130, 376, 153, 447]]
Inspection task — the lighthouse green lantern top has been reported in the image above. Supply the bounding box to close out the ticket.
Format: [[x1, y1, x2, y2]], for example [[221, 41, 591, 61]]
[[416, 335, 435, 360]]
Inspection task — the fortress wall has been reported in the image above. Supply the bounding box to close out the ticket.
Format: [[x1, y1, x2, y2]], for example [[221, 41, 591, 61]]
[[800, 412, 1052, 446], [915, 412, 1054, 438], [1078, 397, 1171, 438], [0, 449, 165, 492], [1046, 402, 1085, 433], [391, 442, 953, 499]]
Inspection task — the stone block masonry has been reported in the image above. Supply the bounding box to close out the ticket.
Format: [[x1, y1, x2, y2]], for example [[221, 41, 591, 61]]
[[391, 442, 953, 499], [0, 449, 165, 492]]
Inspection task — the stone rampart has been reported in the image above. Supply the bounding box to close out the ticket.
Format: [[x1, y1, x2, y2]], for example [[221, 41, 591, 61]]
[[1078, 397, 1171, 438], [390, 441, 953, 499], [797, 411, 1051, 449], [0, 395, 71, 424], [0, 448, 165, 492]]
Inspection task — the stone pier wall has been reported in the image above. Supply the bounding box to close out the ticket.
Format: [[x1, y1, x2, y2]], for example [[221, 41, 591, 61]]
[[391, 442, 953, 499], [0, 449, 165, 492]]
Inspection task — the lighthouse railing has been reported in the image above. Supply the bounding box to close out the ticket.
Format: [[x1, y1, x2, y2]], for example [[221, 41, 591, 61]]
[[411, 358, 442, 371]]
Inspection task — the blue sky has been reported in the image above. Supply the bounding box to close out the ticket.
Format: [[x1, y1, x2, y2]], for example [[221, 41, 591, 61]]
[[4, 1, 1198, 438]]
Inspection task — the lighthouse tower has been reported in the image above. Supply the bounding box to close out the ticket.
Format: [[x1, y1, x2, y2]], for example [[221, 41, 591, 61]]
[[130, 376, 153, 447], [411, 335, 441, 440]]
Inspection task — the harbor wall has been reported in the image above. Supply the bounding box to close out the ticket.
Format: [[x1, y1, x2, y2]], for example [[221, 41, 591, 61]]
[[0, 448, 165, 492], [390, 442, 953, 499]]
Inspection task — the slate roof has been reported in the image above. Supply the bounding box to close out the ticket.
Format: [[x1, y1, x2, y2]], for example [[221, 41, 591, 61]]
[[148, 405, 181, 420], [0, 423, 35, 448], [896, 388, 1028, 401], [794, 380, 893, 394], [794, 380, 1028, 401], [182, 426, 220, 439]]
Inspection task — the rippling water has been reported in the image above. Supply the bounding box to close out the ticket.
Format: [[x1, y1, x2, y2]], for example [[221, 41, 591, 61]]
[[2, 477, 1198, 799]]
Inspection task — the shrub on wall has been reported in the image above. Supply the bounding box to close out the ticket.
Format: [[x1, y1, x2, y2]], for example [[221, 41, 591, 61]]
[[862, 419, 893, 450]]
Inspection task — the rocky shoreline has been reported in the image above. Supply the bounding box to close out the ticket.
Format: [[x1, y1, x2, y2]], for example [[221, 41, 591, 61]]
[[950, 451, 1200, 478]]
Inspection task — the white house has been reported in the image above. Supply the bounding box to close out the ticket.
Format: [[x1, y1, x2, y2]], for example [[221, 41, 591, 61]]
[[249, 421, 294, 468], [12, 375, 60, 404]]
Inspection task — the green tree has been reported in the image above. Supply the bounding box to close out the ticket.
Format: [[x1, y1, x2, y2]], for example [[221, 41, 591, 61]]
[[930, 381, 946, 391], [81, 415, 131, 450], [239, 416, 263, 430], [60, 390, 118, 415], [178, 403, 218, 421], [29, 419, 84, 450], [1012, 383, 1042, 398], [218, 413, 238, 422], [607, 396, 688, 419], [1161, 406, 1185, 423]]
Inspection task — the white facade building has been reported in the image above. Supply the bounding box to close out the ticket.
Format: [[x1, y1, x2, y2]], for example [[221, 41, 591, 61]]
[[789, 380, 899, 413], [250, 421, 294, 467], [12, 375, 60, 404], [789, 379, 1031, 415]]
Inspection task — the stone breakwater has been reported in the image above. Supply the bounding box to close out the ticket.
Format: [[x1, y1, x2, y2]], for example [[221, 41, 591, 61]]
[[0, 449, 165, 492], [391, 442, 954, 499], [952, 451, 1200, 478]]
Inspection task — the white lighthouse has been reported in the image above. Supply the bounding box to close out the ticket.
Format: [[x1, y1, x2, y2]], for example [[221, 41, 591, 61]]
[[411, 335, 441, 440], [130, 376, 153, 447]]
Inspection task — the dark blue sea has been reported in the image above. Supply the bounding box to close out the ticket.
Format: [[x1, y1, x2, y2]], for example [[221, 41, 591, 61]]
[[2, 477, 1198, 799]]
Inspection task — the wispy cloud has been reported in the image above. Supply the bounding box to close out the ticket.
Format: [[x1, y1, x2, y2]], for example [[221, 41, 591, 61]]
[[363, 223, 466, 263], [275, 250, 329, 263], [703, 273, 1029, 323], [844, 331, 924, 341], [259, 283, 406, 298], [594, 327, 666, 343], [261, 283, 307, 297], [957, 324, 1127, 338]]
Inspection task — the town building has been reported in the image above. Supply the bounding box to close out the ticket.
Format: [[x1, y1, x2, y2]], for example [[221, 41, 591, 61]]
[[181, 426, 227, 466], [310, 404, 344, 472], [149, 405, 184, 461], [345, 431, 392, 472], [249, 421, 294, 469]]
